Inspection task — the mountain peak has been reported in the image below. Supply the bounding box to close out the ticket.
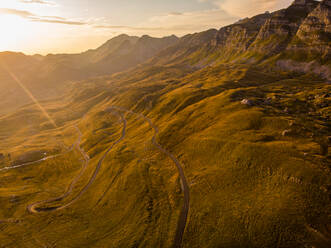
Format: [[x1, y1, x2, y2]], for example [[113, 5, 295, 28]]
[[141, 34, 152, 40], [322, 0, 331, 6], [291, 0, 317, 6], [107, 34, 138, 43]]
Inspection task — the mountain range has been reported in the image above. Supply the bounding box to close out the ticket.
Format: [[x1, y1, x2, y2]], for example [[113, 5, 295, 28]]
[[0, 1, 330, 248], [0, 0, 330, 114]]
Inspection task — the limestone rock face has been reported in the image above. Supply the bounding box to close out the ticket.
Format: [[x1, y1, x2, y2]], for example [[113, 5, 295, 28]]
[[214, 13, 271, 56], [250, 1, 319, 54], [293, 0, 331, 61], [211, 0, 323, 57], [149, 0, 329, 72], [297, 1, 331, 40]]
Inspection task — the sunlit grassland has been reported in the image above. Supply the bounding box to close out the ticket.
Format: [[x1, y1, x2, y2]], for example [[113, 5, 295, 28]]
[[0, 63, 330, 247]]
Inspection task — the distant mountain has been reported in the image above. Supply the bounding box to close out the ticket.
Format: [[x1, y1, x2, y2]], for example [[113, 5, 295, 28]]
[[0, 34, 179, 114], [29, 34, 179, 82], [0, 0, 330, 115], [0, 52, 41, 114]]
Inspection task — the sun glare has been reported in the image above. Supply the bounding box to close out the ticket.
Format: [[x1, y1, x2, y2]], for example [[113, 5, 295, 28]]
[[0, 0, 52, 53], [0, 15, 33, 51]]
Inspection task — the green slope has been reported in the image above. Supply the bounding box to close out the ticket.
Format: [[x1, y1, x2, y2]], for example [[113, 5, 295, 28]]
[[0, 1, 330, 247], [0, 62, 330, 247]]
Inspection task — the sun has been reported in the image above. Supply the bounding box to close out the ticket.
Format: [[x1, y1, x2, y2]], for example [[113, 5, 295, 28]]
[[0, 14, 33, 52], [0, 0, 51, 53]]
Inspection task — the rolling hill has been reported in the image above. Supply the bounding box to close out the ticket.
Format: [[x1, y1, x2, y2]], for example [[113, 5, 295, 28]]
[[0, 0, 330, 248]]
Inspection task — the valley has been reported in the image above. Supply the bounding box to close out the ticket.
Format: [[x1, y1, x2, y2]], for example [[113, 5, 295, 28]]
[[0, 0, 330, 247]]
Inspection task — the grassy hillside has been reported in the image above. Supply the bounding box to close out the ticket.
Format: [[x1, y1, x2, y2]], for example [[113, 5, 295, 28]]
[[0, 1, 330, 247], [0, 62, 330, 247]]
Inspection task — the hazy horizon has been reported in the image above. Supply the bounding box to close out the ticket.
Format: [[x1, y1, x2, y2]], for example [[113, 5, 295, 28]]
[[0, 0, 293, 55]]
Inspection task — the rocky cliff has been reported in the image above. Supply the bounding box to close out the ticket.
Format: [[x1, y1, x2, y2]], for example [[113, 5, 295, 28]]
[[149, 0, 330, 76], [213, 0, 328, 61], [0, 0, 330, 115], [292, 0, 331, 62]]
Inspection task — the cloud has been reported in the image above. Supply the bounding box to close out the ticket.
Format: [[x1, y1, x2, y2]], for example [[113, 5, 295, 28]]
[[19, 0, 56, 5], [94, 25, 172, 31], [168, 12, 183, 16], [93, 0, 293, 37], [95, 8, 237, 36], [208, 0, 292, 18], [94, 24, 201, 35], [31, 18, 85, 25], [0, 8, 33, 18], [142, 8, 237, 34], [0, 8, 85, 25], [41, 15, 65, 20]]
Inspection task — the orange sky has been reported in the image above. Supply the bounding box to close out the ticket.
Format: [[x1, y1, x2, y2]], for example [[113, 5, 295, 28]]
[[0, 0, 292, 55]]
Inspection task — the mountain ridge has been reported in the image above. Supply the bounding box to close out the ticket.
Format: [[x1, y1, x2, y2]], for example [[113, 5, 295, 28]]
[[0, 1, 330, 247], [0, 0, 330, 115]]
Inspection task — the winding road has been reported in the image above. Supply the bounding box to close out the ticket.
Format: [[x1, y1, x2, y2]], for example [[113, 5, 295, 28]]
[[28, 111, 126, 213], [2, 107, 189, 248], [27, 126, 90, 213], [0, 155, 60, 172], [108, 106, 190, 248], [0, 150, 71, 173]]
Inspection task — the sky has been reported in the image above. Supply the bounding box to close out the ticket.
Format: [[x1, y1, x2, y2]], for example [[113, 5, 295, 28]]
[[0, 0, 293, 55]]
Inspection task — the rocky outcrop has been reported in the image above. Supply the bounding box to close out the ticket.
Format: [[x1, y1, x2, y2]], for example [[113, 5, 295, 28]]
[[146, 0, 329, 72], [249, 0, 319, 55], [297, 1, 331, 39], [215, 13, 271, 55], [195, 0, 325, 60], [241, 99, 254, 106], [290, 0, 331, 61]]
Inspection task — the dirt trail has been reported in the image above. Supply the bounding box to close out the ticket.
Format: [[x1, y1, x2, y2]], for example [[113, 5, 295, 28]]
[[28, 111, 126, 213], [0, 128, 80, 173], [0, 155, 60, 172], [0, 219, 21, 224], [109, 106, 190, 248]]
